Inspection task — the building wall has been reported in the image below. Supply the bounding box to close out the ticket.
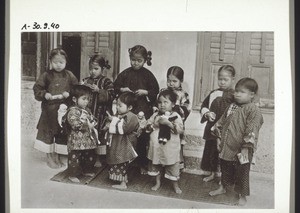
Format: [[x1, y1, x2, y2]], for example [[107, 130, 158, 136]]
[[119, 32, 204, 134]]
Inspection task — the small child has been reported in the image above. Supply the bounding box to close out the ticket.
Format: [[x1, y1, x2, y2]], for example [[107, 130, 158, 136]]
[[106, 92, 139, 189], [160, 66, 191, 169], [114, 45, 160, 174], [81, 55, 115, 159], [33, 48, 78, 169], [200, 65, 235, 182], [209, 78, 264, 206], [146, 89, 184, 194], [64, 85, 98, 183]]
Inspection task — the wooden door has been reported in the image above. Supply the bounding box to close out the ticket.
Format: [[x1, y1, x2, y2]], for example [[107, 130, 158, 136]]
[[80, 32, 120, 81], [193, 32, 274, 109]]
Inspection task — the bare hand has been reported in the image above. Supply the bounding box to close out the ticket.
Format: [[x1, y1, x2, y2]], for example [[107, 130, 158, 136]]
[[159, 117, 171, 126], [45, 93, 52, 100], [90, 84, 100, 93], [62, 91, 70, 98], [217, 138, 221, 152], [240, 148, 249, 162], [135, 89, 148, 96], [106, 111, 113, 121], [120, 87, 132, 93], [206, 112, 216, 122]]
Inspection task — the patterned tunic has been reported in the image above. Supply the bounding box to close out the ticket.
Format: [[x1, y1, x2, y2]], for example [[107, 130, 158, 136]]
[[113, 67, 159, 119], [106, 111, 139, 164], [66, 106, 98, 151], [147, 111, 184, 165], [33, 69, 78, 154], [212, 102, 264, 161], [82, 75, 115, 144]]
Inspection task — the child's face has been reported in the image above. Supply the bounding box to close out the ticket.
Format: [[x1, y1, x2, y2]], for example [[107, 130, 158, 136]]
[[218, 70, 234, 90], [157, 95, 174, 114], [234, 86, 254, 104], [167, 74, 181, 90], [116, 99, 132, 115], [50, 55, 66, 72], [89, 62, 103, 78], [130, 53, 146, 70], [74, 94, 90, 109]]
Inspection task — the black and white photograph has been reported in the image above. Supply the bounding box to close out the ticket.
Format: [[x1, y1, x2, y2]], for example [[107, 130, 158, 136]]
[[7, 1, 292, 213]]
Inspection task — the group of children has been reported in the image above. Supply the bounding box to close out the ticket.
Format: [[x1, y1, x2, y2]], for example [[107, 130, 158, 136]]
[[33, 44, 263, 205]]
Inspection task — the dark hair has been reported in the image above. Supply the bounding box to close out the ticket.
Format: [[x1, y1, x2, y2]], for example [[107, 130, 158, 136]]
[[70, 85, 92, 99], [89, 55, 111, 69], [167, 66, 184, 82], [49, 48, 68, 62], [218, 65, 236, 77], [128, 45, 152, 66], [235, 77, 259, 94], [118, 92, 136, 108], [157, 89, 177, 104]]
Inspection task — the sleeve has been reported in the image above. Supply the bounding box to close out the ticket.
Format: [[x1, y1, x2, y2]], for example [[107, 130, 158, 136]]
[[109, 114, 139, 135], [68, 71, 79, 85], [67, 108, 89, 131], [211, 108, 227, 139], [171, 113, 184, 135], [200, 93, 210, 123], [241, 106, 264, 150], [179, 91, 191, 121], [146, 71, 159, 103], [113, 70, 126, 96], [144, 113, 158, 132], [98, 77, 115, 103], [33, 72, 48, 101]]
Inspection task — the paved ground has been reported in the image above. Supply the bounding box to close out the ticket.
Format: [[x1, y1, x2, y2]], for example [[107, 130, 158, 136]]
[[19, 81, 274, 210], [20, 133, 274, 209]]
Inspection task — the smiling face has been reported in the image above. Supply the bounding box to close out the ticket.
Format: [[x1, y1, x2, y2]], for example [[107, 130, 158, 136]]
[[234, 86, 254, 105], [218, 70, 234, 90], [130, 53, 146, 70], [74, 94, 90, 109], [167, 74, 181, 90], [157, 95, 174, 114], [50, 54, 66, 72], [89, 62, 103, 78]]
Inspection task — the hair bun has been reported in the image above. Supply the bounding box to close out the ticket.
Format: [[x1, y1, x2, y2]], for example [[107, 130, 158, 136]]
[[105, 60, 111, 69]]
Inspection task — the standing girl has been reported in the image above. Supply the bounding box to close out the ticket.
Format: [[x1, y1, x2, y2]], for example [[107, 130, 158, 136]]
[[64, 85, 98, 183], [33, 48, 78, 168], [161, 66, 191, 169], [209, 78, 264, 206], [106, 92, 139, 189], [200, 65, 235, 182], [146, 89, 184, 194], [81, 55, 115, 160], [114, 45, 160, 174]]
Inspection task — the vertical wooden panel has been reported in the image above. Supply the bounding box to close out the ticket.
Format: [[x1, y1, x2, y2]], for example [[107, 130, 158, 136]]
[[219, 32, 225, 61], [260, 32, 267, 63]]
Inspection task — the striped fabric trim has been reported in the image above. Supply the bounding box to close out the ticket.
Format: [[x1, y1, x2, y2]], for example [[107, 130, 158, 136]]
[[54, 143, 68, 155], [148, 171, 160, 176], [109, 117, 124, 135], [109, 173, 128, 183], [34, 140, 54, 153], [164, 173, 180, 181]]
